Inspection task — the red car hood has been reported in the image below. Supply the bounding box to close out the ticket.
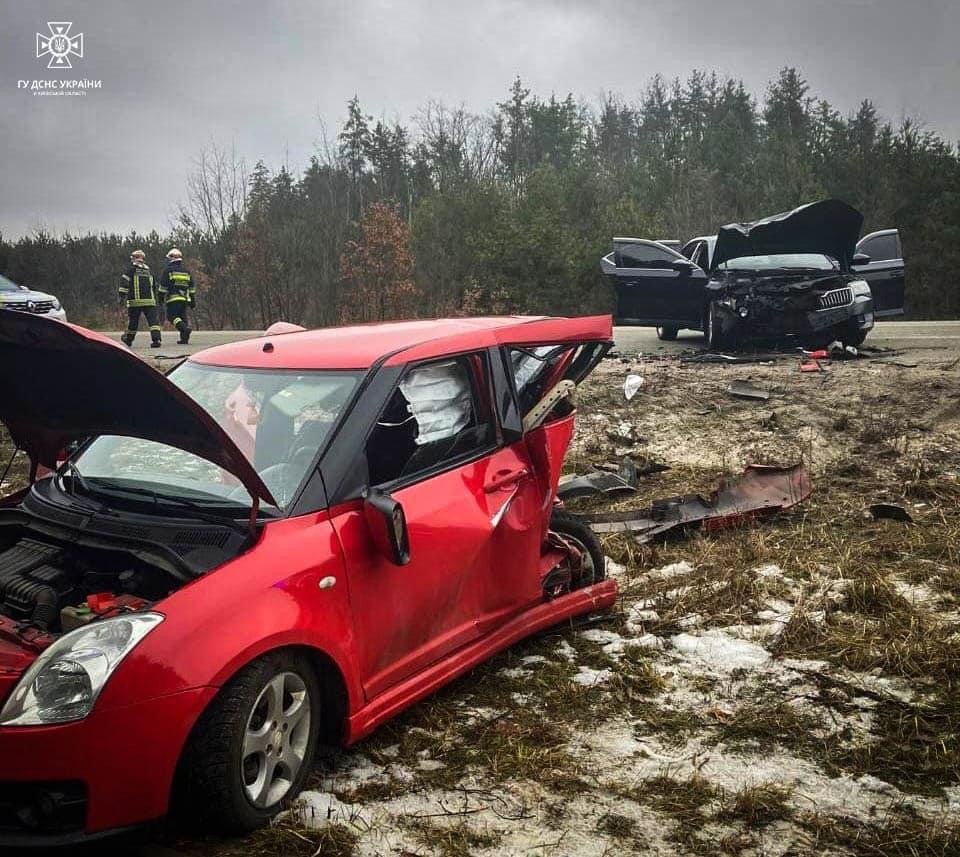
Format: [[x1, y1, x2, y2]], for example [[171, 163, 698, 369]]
[[0, 312, 277, 506]]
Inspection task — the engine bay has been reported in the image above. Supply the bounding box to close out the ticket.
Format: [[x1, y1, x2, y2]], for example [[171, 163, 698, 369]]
[[0, 530, 181, 636]]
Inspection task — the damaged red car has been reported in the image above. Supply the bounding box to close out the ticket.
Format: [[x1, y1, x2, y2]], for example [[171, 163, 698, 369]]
[[0, 311, 616, 845]]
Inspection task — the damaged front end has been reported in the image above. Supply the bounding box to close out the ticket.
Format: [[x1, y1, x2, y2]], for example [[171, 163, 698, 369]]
[[707, 199, 875, 347], [708, 269, 874, 345]]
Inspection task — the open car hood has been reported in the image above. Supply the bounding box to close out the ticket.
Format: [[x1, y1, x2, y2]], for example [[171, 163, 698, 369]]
[[711, 199, 864, 272], [0, 312, 277, 506]]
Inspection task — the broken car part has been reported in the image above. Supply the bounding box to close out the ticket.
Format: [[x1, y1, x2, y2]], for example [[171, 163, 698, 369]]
[[557, 471, 637, 501], [726, 380, 771, 401], [580, 463, 811, 541], [865, 503, 913, 523]]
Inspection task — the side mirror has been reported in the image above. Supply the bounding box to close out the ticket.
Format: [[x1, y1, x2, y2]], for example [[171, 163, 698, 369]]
[[363, 489, 410, 566], [671, 258, 695, 273], [852, 253, 871, 265]]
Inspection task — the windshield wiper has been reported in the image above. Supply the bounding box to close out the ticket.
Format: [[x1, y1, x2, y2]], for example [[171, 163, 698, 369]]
[[55, 462, 114, 514], [82, 479, 254, 535]]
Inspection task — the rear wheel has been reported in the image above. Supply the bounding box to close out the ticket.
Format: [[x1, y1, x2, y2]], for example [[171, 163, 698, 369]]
[[549, 509, 605, 590], [656, 325, 679, 341], [175, 651, 321, 833]]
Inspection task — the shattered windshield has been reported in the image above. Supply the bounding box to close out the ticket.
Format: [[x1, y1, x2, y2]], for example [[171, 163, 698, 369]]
[[719, 253, 837, 272], [73, 363, 360, 511]]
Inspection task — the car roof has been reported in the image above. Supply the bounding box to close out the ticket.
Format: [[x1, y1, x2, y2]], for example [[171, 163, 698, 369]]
[[858, 228, 898, 244], [190, 315, 613, 370]]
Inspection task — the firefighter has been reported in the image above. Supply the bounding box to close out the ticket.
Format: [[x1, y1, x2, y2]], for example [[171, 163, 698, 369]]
[[157, 248, 195, 344], [119, 249, 161, 347]]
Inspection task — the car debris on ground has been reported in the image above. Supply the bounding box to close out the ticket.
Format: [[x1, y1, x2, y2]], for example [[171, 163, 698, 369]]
[[579, 463, 811, 541], [865, 502, 913, 522], [726, 379, 771, 401]]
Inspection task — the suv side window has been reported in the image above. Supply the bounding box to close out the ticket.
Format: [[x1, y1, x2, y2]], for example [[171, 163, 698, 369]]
[[366, 355, 493, 486], [618, 242, 679, 268], [690, 242, 709, 269], [860, 233, 899, 262]]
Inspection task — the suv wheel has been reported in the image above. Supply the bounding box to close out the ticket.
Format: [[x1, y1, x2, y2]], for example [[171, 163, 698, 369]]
[[176, 652, 321, 833], [705, 301, 725, 351], [656, 325, 679, 341]]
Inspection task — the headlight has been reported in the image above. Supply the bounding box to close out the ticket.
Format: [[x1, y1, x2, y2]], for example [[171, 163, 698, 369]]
[[850, 280, 872, 297], [52, 298, 62, 310], [0, 614, 163, 726]]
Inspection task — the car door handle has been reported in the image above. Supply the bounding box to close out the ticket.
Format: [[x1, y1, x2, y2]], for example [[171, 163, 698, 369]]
[[484, 467, 529, 492]]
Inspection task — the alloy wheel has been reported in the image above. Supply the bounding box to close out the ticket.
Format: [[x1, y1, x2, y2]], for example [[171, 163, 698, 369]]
[[241, 671, 312, 808]]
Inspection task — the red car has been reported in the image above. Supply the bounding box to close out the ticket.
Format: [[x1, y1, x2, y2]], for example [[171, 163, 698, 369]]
[[0, 311, 617, 845]]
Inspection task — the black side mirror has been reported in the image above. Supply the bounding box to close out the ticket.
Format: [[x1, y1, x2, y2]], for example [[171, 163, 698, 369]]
[[852, 253, 871, 265], [671, 258, 695, 274], [363, 489, 410, 566]]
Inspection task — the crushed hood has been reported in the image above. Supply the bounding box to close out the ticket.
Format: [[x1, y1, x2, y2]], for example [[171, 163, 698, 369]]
[[0, 312, 277, 506], [711, 199, 864, 272]]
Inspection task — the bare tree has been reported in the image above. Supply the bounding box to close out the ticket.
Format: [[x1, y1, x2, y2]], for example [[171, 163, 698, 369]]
[[178, 141, 248, 240]]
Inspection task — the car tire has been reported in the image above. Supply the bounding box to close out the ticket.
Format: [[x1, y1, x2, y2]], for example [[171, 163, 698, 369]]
[[704, 301, 725, 351], [840, 323, 868, 347], [656, 325, 679, 341], [175, 651, 321, 834], [550, 508, 605, 588]]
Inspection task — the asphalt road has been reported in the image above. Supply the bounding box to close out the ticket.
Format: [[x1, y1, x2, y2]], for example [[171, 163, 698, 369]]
[[114, 320, 960, 360]]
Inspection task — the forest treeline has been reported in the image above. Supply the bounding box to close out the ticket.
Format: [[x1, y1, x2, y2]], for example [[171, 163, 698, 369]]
[[2, 67, 959, 328]]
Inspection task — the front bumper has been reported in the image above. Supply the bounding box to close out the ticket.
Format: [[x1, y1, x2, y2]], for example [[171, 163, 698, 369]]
[[0, 686, 215, 844], [806, 293, 873, 334]]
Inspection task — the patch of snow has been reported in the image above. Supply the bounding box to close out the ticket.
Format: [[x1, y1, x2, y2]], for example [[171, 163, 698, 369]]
[[642, 561, 694, 581], [671, 629, 771, 672], [499, 666, 530, 679], [572, 666, 613, 687], [604, 556, 627, 578], [633, 633, 665, 651], [580, 628, 623, 646], [555, 639, 578, 661], [677, 612, 703, 629], [520, 655, 548, 666]]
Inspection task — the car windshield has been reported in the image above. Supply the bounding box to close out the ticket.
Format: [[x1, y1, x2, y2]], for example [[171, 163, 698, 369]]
[[73, 363, 360, 512], [0, 274, 22, 292], [720, 253, 837, 272]]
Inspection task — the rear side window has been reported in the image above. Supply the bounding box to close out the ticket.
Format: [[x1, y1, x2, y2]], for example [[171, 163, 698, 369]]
[[366, 355, 493, 486], [860, 233, 899, 262], [690, 242, 709, 268], [617, 242, 678, 268]]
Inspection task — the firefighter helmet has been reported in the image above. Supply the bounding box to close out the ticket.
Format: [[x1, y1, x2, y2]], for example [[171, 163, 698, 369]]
[[130, 249, 146, 261], [166, 248, 183, 260]]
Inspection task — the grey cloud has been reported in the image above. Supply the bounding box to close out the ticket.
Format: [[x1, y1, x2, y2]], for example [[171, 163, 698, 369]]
[[0, 0, 957, 237]]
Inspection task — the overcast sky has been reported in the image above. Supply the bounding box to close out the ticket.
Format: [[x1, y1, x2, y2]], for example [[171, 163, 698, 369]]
[[0, 0, 957, 238]]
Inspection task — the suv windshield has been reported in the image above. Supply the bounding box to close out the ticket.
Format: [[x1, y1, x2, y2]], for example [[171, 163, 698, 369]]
[[720, 253, 837, 272], [73, 363, 360, 512], [0, 274, 22, 292]]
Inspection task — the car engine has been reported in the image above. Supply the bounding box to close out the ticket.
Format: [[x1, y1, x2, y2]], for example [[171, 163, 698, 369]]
[[0, 534, 176, 635]]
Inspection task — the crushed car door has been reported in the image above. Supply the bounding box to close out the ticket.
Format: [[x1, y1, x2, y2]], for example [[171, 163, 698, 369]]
[[604, 240, 706, 325], [853, 231, 905, 317], [337, 352, 542, 700]]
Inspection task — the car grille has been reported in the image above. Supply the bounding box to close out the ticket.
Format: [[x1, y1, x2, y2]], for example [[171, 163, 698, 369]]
[[2, 300, 55, 314], [818, 287, 853, 310]]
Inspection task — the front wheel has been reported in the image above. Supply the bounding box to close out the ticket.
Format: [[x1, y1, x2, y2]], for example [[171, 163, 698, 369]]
[[704, 301, 725, 351], [656, 325, 679, 341], [550, 509, 605, 590], [175, 652, 321, 833], [838, 322, 868, 347]]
